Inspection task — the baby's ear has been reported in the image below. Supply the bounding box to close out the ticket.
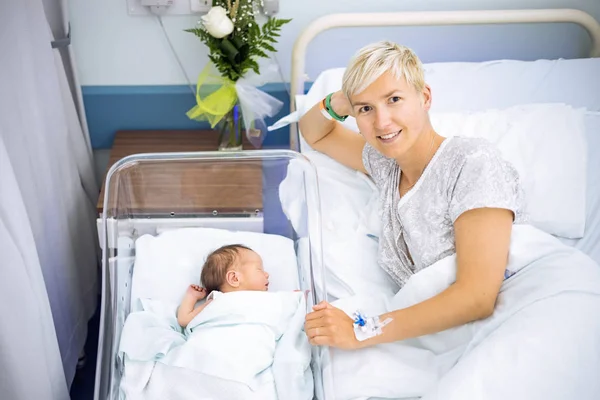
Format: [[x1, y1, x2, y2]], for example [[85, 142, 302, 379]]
[[225, 270, 240, 287]]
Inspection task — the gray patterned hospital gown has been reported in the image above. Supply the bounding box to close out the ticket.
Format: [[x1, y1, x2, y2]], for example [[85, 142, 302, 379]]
[[362, 136, 527, 288]]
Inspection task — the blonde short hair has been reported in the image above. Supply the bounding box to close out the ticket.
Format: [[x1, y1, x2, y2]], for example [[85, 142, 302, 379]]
[[342, 41, 425, 99]]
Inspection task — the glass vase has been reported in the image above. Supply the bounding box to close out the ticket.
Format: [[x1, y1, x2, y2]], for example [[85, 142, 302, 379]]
[[217, 104, 243, 151]]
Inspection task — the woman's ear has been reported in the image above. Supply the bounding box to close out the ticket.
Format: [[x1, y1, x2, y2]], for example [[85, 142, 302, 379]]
[[225, 270, 240, 288], [421, 84, 432, 110]]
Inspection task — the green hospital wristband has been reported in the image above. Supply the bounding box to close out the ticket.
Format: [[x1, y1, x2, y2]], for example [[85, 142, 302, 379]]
[[325, 93, 349, 122]]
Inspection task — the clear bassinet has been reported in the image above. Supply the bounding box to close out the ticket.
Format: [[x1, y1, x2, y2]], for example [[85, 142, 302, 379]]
[[93, 149, 332, 400]]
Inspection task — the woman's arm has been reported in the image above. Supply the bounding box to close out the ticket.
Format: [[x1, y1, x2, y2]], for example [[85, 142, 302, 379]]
[[298, 91, 367, 174], [305, 207, 513, 349], [363, 207, 513, 346]]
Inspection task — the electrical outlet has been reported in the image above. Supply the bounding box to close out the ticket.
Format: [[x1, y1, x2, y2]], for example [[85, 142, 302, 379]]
[[140, 0, 174, 15], [261, 0, 278, 15], [127, 0, 210, 16], [190, 0, 211, 13], [140, 0, 173, 6]]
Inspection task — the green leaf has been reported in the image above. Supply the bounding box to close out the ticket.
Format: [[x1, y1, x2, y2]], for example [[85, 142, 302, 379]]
[[252, 48, 268, 58], [248, 59, 260, 74], [261, 42, 276, 52]]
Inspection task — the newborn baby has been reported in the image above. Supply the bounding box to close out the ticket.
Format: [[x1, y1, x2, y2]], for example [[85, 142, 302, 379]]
[[120, 243, 313, 400], [177, 244, 270, 328]]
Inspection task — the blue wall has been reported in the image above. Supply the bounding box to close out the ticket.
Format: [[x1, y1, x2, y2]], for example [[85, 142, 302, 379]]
[[83, 83, 312, 150]]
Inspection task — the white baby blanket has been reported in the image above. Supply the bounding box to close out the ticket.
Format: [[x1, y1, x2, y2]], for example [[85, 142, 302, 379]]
[[118, 291, 313, 400]]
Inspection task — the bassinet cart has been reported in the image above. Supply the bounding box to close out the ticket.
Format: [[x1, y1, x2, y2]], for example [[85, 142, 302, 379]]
[[93, 150, 331, 400]]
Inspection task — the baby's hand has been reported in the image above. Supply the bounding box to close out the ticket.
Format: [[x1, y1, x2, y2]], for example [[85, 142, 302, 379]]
[[187, 284, 207, 301]]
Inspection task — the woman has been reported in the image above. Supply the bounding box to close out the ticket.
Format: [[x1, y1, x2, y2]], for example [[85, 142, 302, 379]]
[[299, 41, 600, 400], [301, 41, 522, 350]]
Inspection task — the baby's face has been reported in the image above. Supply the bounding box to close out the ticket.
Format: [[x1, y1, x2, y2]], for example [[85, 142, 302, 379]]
[[238, 249, 270, 291]]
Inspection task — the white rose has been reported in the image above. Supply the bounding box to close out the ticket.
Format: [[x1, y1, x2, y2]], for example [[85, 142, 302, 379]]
[[201, 6, 234, 39]]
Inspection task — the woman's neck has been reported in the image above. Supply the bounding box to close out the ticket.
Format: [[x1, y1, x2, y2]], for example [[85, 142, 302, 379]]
[[396, 126, 443, 186]]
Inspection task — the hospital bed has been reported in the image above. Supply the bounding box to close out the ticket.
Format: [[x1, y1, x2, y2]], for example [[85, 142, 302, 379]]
[[94, 8, 600, 400]]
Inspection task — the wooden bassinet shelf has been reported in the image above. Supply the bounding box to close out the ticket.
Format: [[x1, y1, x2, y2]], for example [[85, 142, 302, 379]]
[[96, 130, 263, 216]]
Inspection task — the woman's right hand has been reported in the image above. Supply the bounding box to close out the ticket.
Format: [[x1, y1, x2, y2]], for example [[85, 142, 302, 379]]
[[329, 91, 354, 118], [298, 90, 366, 174], [305, 301, 361, 350]]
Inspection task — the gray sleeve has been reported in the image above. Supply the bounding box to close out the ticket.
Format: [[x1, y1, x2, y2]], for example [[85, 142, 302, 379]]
[[449, 145, 524, 223], [362, 142, 395, 189]]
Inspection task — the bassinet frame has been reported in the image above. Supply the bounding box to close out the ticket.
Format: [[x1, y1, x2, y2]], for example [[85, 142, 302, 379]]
[[93, 150, 327, 400]]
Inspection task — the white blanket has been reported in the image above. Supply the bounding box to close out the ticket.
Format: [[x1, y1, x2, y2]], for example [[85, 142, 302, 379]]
[[118, 291, 313, 400], [330, 225, 600, 400]]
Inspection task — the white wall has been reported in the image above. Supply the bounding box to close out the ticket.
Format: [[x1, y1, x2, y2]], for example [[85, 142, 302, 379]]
[[70, 0, 600, 86]]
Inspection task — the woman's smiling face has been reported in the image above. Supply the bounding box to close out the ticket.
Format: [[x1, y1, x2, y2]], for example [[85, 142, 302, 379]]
[[350, 70, 433, 161]]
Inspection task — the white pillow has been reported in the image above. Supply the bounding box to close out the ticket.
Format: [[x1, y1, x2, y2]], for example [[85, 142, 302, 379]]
[[430, 104, 587, 238], [288, 65, 588, 239], [280, 150, 376, 235], [295, 58, 600, 128], [280, 151, 399, 300], [130, 227, 301, 310]]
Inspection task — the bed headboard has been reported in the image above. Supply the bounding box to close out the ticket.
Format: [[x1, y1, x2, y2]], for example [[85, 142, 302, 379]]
[[288, 8, 600, 151]]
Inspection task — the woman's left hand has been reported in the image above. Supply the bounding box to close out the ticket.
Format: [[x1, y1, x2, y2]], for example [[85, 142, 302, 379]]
[[305, 301, 360, 350]]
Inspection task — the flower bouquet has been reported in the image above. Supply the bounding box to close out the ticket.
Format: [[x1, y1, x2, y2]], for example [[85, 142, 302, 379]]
[[185, 0, 291, 150]]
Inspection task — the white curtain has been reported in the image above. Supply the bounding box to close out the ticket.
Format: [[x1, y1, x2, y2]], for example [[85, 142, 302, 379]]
[[0, 0, 99, 397]]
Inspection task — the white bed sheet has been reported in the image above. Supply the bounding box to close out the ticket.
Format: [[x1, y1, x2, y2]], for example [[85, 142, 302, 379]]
[[327, 225, 600, 400]]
